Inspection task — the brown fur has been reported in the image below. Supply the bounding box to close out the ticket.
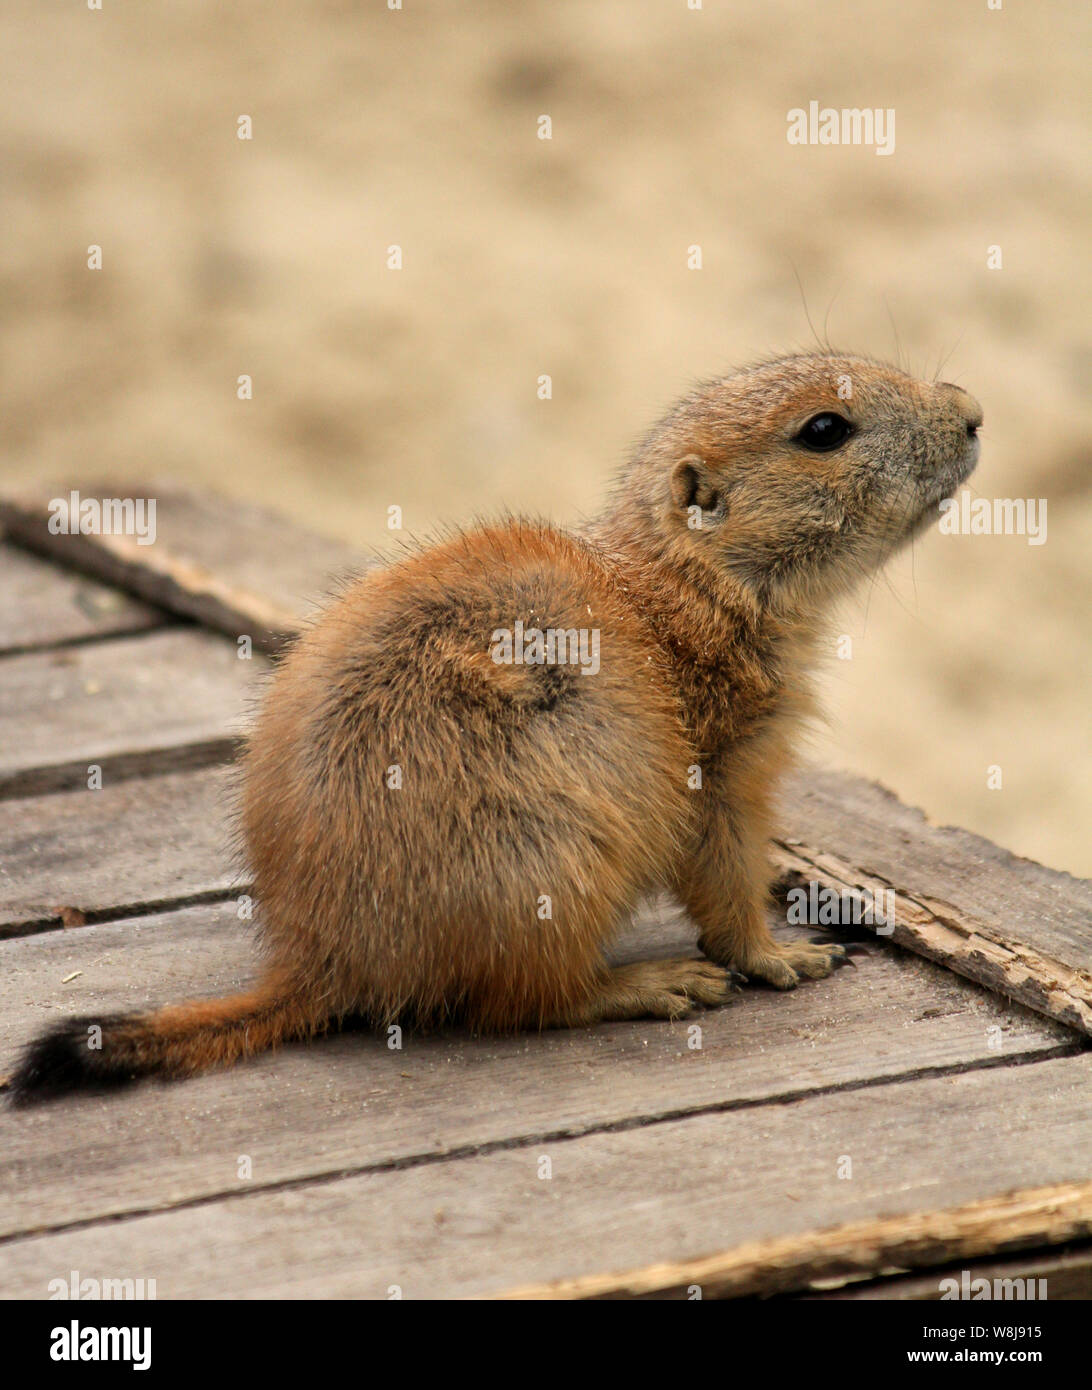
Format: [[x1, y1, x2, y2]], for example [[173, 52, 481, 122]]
[[11, 352, 982, 1101]]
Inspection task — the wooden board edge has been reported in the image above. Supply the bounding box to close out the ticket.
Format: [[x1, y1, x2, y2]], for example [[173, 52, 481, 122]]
[[795, 1243, 1092, 1299], [494, 1180, 1092, 1300], [770, 842, 1092, 1036], [0, 499, 300, 654]]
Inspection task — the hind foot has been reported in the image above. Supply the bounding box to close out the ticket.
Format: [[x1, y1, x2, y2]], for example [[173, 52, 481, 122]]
[[559, 958, 743, 1026]]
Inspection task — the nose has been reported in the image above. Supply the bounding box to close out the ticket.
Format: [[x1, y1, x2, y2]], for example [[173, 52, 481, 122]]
[[939, 381, 983, 435]]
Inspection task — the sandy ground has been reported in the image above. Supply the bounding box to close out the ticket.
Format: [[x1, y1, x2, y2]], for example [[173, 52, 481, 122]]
[[2, 1, 1089, 874]]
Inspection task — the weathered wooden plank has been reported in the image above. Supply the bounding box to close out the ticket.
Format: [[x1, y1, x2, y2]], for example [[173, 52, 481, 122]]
[[0, 630, 266, 798], [800, 1243, 1092, 1300], [0, 543, 163, 654], [502, 1181, 1092, 1300], [0, 899, 1075, 1241], [0, 766, 238, 934], [1, 1053, 1088, 1299], [776, 770, 1092, 1035], [0, 485, 365, 653]]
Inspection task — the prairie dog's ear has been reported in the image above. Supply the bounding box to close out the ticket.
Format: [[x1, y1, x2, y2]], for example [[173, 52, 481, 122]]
[[669, 454, 723, 517]]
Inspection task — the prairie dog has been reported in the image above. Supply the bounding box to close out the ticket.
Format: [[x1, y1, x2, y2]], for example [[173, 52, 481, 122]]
[[12, 353, 982, 1101]]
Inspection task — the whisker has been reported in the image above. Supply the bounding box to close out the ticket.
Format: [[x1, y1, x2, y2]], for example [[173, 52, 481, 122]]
[[883, 295, 904, 373], [933, 331, 966, 383], [822, 281, 845, 352], [791, 262, 825, 353]]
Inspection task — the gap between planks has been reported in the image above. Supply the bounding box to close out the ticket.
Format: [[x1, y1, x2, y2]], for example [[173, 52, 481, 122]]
[[1, 888, 241, 942], [0, 764, 242, 935], [0, 628, 264, 800]]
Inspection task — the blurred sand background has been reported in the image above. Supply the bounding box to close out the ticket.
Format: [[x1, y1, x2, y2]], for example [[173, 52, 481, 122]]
[[1, 1, 1088, 874]]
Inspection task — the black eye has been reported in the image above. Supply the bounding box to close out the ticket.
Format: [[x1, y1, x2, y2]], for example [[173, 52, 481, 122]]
[[794, 413, 853, 452]]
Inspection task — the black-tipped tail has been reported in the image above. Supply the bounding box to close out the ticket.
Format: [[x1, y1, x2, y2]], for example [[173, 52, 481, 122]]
[[10, 975, 322, 1106], [9, 1013, 137, 1106]]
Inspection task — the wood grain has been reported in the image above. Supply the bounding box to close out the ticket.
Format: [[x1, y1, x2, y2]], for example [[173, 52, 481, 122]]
[[0, 629, 266, 798], [502, 1180, 1092, 1300], [0, 765, 238, 934], [0, 543, 162, 654], [0, 484, 366, 654]]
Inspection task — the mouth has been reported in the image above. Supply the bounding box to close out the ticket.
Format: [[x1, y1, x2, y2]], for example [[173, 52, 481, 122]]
[[903, 444, 979, 534], [925, 436, 980, 505]]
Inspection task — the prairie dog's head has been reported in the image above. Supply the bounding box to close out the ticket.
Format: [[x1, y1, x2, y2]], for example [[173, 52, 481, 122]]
[[628, 353, 982, 610]]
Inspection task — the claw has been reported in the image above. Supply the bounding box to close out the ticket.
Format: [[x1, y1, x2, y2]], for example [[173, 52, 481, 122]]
[[807, 937, 856, 969]]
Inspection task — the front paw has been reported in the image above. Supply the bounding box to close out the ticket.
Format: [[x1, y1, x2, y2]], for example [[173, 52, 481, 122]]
[[784, 938, 849, 980], [717, 939, 848, 990]]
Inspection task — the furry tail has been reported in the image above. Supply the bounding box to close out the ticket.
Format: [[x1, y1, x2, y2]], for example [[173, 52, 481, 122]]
[[10, 972, 322, 1105]]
